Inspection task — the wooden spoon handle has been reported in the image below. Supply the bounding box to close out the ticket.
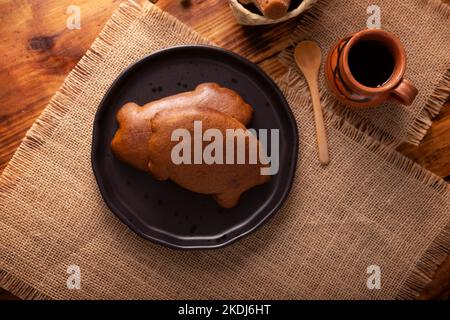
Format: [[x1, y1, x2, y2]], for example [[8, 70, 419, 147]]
[[308, 77, 329, 165]]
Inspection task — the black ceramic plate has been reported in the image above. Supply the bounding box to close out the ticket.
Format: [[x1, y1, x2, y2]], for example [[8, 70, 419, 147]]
[[92, 45, 298, 249]]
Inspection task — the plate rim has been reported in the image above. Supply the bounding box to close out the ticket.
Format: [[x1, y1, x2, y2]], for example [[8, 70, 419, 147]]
[[91, 44, 299, 249]]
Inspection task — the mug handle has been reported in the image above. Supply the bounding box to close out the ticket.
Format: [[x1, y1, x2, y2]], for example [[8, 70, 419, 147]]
[[390, 79, 418, 106]]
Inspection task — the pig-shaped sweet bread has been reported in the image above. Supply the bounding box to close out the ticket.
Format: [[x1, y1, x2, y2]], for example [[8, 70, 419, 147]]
[[111, 83, 253, 171], [147, 107, 270, 208], [111, 83, 269, 208]]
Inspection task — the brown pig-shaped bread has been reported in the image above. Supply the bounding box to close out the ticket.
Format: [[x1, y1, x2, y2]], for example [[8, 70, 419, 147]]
[[111, 83, 253, 171], [146, 107, 270, 208], [239, 0, 291, 19]]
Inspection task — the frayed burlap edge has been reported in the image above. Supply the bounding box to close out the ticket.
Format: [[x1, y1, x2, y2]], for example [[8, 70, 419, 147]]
[[278, 0, 450, 147], [397, 222, 450, 299], [0, 0, 449, 300], [0, 270, 50, 300]]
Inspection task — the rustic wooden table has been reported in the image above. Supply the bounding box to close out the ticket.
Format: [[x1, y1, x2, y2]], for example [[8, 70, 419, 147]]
[[0, 0, 449, 300]]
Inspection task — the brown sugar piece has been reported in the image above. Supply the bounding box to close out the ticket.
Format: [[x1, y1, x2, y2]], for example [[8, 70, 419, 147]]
[[239, 0, 291, 19], [147, 107, 270, 208], [111, 83, 253, 171]]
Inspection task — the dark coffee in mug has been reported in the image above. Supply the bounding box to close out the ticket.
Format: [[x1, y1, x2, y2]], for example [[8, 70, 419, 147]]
[[348, 39, 395, 88]]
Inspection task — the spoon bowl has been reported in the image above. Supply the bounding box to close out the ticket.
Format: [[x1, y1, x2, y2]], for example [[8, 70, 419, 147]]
[[295, 41, 322, 74]]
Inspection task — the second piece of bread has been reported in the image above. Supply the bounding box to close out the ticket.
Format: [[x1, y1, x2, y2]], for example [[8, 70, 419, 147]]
[[239, 0, 291, 19]]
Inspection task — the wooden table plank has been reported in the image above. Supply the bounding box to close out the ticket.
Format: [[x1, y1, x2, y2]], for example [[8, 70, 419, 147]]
[[0, 0, 125, 173], [0, 0, 449, 300]]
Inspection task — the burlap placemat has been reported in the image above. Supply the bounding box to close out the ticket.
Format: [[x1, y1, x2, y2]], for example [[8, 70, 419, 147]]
[[0, 2, 449, 300], [279, 0, 450, 146]]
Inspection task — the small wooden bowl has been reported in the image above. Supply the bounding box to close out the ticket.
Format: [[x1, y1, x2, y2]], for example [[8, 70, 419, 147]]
[[228, 0, 318, 25]]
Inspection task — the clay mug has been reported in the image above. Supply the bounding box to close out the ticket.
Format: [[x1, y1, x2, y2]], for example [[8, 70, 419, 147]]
[[325, 29, 418, 108]]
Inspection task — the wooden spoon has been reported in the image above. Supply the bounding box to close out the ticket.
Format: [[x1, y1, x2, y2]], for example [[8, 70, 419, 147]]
[[295, 41, 330, 165]]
